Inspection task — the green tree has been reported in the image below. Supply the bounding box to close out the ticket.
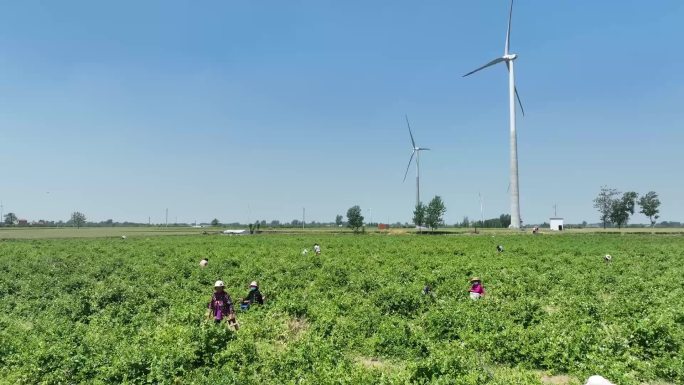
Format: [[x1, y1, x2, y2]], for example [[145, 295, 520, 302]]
[[413, 202, 426, 231], [609, 191, 638, 229], [335, 214, 343, 226], [211, 218, 220, 226], [461, 216, 470, 228], [425, 196, 447, 232], [638, 191, 661, 227], [346, 205, 364, 233], [593, 186, 620, 229], [500, 214, 512, 228], [3, 212, 18, 226], [71, 212, 86, 229]]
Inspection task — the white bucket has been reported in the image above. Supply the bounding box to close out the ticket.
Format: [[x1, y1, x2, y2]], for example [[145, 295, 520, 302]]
[[470, 292, 481, 300]]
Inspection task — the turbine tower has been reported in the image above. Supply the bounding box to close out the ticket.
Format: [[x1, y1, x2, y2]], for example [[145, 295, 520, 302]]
[[463, 0, 525, 229], [402, 115, 430, 207]]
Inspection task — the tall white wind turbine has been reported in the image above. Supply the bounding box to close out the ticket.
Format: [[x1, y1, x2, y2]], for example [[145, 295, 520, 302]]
[[463, 0, 525, 229], [402, 115, 430, 207]]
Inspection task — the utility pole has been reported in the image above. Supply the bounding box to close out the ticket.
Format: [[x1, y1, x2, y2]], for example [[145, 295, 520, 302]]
[[165, 208, 168, 228], [148, 216, 151, 226], [369, 208, 373, 226], [554, 204, 557, 217], [0, 201, 3, 224], [302, 207, 305, 230], [247, 204, 252, 226]]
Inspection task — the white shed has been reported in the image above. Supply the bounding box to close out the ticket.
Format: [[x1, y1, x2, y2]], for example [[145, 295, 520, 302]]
[[550, 218, 564, 231]]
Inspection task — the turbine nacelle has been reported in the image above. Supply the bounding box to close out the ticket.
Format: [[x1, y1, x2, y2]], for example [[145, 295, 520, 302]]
[[503, 53, 518, 61]]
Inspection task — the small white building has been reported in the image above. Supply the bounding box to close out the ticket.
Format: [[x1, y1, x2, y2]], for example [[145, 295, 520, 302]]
[[550, 218, 564, 231]]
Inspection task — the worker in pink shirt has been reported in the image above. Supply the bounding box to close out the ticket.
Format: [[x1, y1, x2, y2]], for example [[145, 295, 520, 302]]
[[469, 277, 485, 300], [207, 280, 238, 330]]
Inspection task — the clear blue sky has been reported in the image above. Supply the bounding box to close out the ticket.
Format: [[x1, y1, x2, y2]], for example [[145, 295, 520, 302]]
[[1, 1, 682, 225]]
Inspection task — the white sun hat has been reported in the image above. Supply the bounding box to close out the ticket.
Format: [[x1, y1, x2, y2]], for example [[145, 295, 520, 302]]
[[585, 375, 615, 385], [250, 281, 258, 287], [214, 280, 225, 287]]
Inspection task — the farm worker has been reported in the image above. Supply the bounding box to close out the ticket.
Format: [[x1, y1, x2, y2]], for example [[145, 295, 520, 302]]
[[584, 375, 615, 385], [496, 245, 504, 253], [422, 284, 437, 301], [469, 277, 485, 300], [208, 281, 238, 329], [240, 281, 265, 310], [199, 258, 208, 267], [313, 243, 321, 255]]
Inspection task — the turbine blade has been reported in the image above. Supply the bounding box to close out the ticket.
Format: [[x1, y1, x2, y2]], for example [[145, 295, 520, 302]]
[[405, 115, 416, 148], [421, 148, 431, 151], [515, 86, 525, 116], [403, 151, 416, 182], [506, 62, 525, 117], [505, 0, 514, 55], [463, 57, 506, 77]]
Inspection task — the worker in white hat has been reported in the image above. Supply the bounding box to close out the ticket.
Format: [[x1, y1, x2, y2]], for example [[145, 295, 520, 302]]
[[585, 375, 615, 385], [207, 280, 238, 329], [240, 280, 264, 311]]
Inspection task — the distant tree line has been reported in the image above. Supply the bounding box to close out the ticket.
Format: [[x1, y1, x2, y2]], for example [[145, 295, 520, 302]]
[[455, 214, 511, 229], [0, 188, 669, 230]]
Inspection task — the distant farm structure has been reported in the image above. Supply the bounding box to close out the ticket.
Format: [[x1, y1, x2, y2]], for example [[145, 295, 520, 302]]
[[550, 218, 564, 231]]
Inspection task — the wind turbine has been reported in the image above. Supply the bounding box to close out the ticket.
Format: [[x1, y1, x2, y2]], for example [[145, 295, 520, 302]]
[[463, 0, 525, 229], [402, 115, 430, 207]]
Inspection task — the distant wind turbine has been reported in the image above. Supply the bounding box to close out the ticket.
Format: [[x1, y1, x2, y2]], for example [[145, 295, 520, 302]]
[[479, 193, 484, 225], [463, 0, 525, 229], [402, 115, 430, 207]]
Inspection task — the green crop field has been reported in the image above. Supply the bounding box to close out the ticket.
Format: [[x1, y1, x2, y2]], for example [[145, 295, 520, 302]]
[[0, 233, 682, 384]]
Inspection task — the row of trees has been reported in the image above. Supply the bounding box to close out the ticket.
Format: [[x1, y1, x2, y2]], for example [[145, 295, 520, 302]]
[[341, 197, 448, 234], [458, 214, 511, 229], [593, 187, 660, 229], [1, 189, 664, 231], [3, 212, 86, 228]]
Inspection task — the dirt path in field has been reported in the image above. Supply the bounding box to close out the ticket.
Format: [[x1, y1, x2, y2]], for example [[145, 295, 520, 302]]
[[541, 374, 576, 384]]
